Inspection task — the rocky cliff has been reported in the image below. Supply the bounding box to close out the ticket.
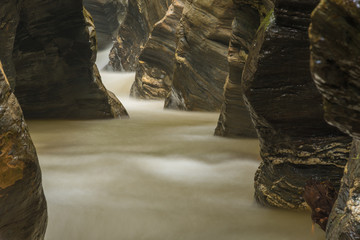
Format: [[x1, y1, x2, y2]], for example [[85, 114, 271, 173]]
[[108, 0, 171, 71], [310, 0, 360, 237], [242, 0, 351, 209], [83, 0, 127, 50], [164, 0, 235, 111], [215, 0, 264, 138], [0, 62, 47, 239], [11, 1, 127, 119], [130, 0, 184, 99]]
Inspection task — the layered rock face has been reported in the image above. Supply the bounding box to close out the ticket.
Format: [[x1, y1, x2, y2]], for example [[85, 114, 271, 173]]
[[130, 0, 185, 99], [215, 1, 265, 138], [0, 62, 47, 239], [310, 0, 360, 237], [108, 0, 171, 71], [164, 0, 235, 111], [83, 0, 128, 50], [242, 0, 351, 209], [11, 1, 128, 119]]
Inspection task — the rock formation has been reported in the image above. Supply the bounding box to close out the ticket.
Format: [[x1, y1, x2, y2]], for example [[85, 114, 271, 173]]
[[242, 0, 352, 209], [215, 1, 262, 138], [108, 0, 171, 71], [130, 0, 185, 99], [11, 1, 128, 119], [0, 62, 47, 239], [83, 0, 128, 50], [310, 0, 360, 237], [164, 0, 235, 111]]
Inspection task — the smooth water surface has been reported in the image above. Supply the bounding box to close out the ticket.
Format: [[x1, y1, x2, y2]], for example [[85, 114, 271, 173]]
[[27, 72, 325, 240]]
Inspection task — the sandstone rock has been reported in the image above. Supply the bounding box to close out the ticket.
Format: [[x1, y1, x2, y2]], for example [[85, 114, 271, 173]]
[[83, 0, 128, 50], [242, 0, 351, 209], [310, 0, 360, 237], [108, 0, 171, 71], [164, 0, 235, 111], [215, 1, 262, 138], [130, 0, 185, 99], [11, 1, 128, 119], [0, 62, 47, 239]]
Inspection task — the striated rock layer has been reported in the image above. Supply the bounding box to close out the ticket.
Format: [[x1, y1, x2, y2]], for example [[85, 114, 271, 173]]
[[108, 0, 171, 71], [0, 62, 47, 239], [242, 0, 351, 209], [130, 0, 185, 99], [12, 1, 128, 119], [164, 0, 235, 111], [215, 0, 262, 138], [310, 0, 360, 237], [83, 0, 128, 50]]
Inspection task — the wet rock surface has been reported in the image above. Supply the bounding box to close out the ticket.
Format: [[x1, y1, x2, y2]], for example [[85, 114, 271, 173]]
[[83, 0, 127, 50], [310, 0, 360, 238], [164, 0, 235, 111], [108, 0, 171, 71], [11, 1, 128, 119], [0, 62, 47, 239], [242, 0, 351, 209], [130, 0, 185, 100], [215, 1, 262, 138]]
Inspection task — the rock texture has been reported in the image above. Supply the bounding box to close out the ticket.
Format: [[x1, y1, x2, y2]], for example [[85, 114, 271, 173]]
[[310, 0, 360, 237], [11, 1, 128, 119], [0, 62, 47, 239], [215, 1, 263, 138], [242, 0, 352, 209], [164, 0, 235, 111], [108, 0, 171, 71], [83, 0, 128, 50], [130, 0, 185, 99]]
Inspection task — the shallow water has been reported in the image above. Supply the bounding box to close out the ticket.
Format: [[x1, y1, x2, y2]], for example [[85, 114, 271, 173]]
[[27, 72, 325, 240]]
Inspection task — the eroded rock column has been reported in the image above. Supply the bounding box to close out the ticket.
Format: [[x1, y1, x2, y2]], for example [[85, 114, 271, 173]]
[[130, 0, 185, 99], [12, 0, 128, 119], [0, 62, 47, 239], [108, 0, 171, 71], [242, 0, 351, 209], [164, 0, 235, 111], [310, 0, 360, 237]]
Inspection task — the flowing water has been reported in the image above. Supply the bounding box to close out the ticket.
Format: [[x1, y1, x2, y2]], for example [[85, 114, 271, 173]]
[[26, 58, 325, 239]]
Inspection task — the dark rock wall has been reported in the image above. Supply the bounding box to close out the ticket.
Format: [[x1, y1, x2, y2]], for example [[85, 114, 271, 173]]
[[310, 0, 360, 237], [0, 62, 47, 239], [164, 0, 235, 111], [215, 1, 264, 138], [12, 1, 128, 119], [130, 0, 185, 100], [108, 0, 171, 71], [242, 0, 351, 209], [83, 0, 128, 50]]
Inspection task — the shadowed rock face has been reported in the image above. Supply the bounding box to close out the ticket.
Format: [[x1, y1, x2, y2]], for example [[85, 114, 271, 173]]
[[164, 0, 235, 111], [242, 0, 351, 209], [0, 62, 47, 239], [83, 0, 128, 50], [215, 1, 262, 138], [130, 0, 185, 100], [108, 0, 171, 71], [11, 1, 128, 119], [310, 0, 360, 237]]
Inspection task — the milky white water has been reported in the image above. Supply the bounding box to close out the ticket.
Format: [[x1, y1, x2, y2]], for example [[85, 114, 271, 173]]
[[26, 60, 325, 239]]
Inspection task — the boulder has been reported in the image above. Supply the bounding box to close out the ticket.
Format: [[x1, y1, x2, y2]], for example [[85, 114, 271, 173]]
[[130, 0, 185, 99], [310, 0, 360, 237], [164, 0, 235, 111], [83, 0, 128, 50], [108, 0, 171, 71], [242, 0, 351, 209], [12, 1, 128, 119], [0, 61, 47, 239]]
